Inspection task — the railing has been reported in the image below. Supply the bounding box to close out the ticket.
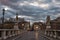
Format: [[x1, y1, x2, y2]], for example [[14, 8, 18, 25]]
[[0, 29, 22, 40], [45, 29, 60, 39]]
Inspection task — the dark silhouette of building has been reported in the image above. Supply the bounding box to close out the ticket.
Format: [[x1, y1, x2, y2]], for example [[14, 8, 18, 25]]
[[50, 17, 60, 30], [32, 22, 45, 31]]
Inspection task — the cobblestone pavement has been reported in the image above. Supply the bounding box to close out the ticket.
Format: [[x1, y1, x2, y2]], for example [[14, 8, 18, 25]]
[[5, 31, 60, 40]]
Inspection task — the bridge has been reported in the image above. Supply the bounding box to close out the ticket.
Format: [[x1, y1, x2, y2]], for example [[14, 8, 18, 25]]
[[0, 29, 25, 40], [0, 29, 60, 40], [0, 9, 60, 40]]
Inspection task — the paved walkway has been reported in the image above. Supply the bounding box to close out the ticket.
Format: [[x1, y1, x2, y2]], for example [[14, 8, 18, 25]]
[[5, 31, 60, 40]]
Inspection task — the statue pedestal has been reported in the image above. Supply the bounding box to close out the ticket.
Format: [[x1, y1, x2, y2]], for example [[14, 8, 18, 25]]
[[14, 23, 19, 30]]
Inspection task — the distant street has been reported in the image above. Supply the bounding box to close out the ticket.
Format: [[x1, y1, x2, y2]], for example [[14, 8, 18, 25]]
[[5, 31, 59, 40]]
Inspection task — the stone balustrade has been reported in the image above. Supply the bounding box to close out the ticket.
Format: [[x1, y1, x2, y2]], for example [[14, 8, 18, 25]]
[[45, 29, 60, 39], [0, 29, 21, 40]]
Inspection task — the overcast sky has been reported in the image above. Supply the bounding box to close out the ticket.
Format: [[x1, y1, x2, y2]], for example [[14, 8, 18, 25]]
[[0, 0, 60, 23]]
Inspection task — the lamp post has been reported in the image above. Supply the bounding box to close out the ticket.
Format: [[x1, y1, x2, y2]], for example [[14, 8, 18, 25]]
[[2, 9, 5, 29]]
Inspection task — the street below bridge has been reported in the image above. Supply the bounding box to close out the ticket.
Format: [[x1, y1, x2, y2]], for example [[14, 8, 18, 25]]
[[5, 31, 59, 40]]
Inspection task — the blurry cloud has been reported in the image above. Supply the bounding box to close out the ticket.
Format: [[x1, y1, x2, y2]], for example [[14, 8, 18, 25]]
[[54, 13, 60, 17], [13, 15, 33, 19], [0, 0, 60, 22]]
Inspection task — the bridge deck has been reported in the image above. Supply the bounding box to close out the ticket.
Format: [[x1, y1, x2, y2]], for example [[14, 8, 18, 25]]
[[5, 31, 60, 40]]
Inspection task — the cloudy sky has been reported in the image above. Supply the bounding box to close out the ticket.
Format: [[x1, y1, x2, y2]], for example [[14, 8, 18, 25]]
[[0, 0, 60, 23]]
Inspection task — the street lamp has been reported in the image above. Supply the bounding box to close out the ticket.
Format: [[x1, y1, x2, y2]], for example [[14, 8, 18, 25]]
[[2, 9, 5, 29], [36, 27, 38, 29], [22, 24, 24, 26]]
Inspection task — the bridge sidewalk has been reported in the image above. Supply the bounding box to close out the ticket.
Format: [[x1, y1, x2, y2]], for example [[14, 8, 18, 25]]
[[4, 31, 27, 40]]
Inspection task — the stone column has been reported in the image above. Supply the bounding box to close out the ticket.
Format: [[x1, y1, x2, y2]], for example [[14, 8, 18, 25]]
[[14, 31, 16, 35], [17, 30, 20, 34], [17, 30, 19, 35], [10, 31, 13, 37], [2, 31, 7, 39], [12, 30, 15, 36], [8, 31, 11, 37], [47, 31, 49, 36], [50, 31, 53, 37], [54, 31, 57, 38], [15, 31, 17, 35], [45, 31, 47, 35]]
